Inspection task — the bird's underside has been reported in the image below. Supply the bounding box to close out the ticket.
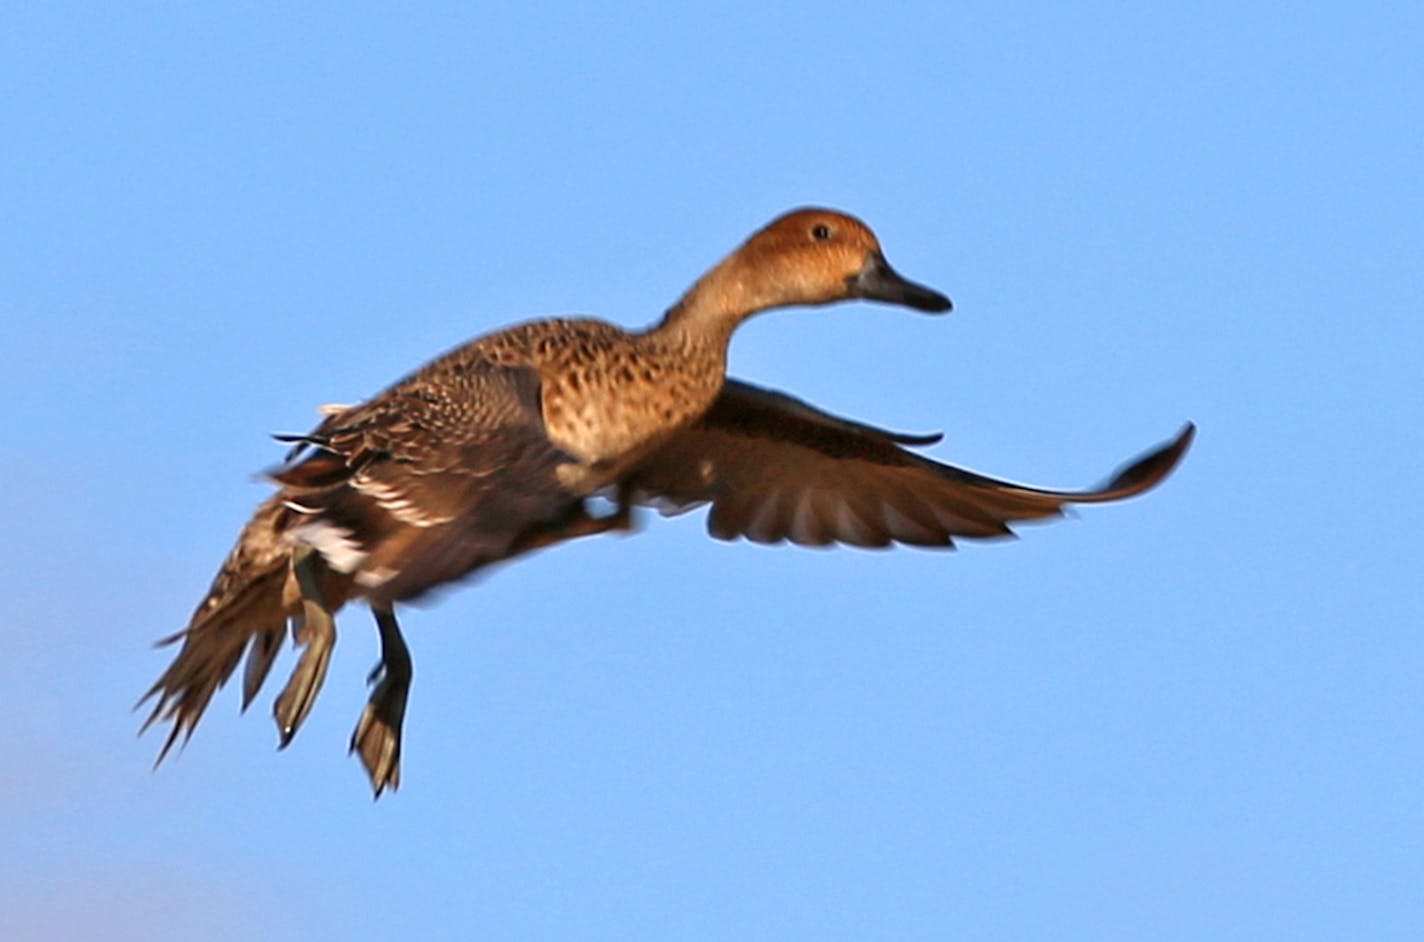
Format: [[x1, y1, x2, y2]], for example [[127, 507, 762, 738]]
[[141, 371, 1192, 797]]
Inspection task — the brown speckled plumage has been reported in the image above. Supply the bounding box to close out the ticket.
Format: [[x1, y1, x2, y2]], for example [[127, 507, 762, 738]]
[[141, 208, 1192, 795]]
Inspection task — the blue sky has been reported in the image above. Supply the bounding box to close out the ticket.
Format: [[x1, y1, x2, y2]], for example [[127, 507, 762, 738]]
[[2, 3, 1421, 939]]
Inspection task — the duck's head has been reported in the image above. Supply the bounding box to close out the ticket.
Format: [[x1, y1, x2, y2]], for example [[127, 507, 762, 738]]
[[730, 208, 952, 315]]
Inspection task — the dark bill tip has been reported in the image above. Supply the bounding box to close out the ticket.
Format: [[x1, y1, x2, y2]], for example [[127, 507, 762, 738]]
[[850, 254, 952, 313]]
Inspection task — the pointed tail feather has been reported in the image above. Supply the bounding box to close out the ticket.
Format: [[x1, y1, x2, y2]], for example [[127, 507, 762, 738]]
[[139, 496, 295, 763]]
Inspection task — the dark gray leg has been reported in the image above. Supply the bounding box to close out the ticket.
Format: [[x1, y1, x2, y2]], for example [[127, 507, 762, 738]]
[[273, 545, 337, 748], [351, 605, 412, 797]]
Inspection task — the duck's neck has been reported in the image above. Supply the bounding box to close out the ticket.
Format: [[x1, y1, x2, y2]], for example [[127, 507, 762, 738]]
[[646, 253, 772, 353]]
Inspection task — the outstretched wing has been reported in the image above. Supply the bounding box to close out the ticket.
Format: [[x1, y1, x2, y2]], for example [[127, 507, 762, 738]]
[[626, 379, 1194, 548], [272, 358, 580, 603]]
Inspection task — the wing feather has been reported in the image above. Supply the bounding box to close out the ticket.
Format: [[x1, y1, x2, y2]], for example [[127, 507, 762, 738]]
[[627, 379, 1193, 549]]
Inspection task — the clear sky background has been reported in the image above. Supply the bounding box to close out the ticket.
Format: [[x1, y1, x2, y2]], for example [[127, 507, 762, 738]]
[[2, 3, 1420, 940]]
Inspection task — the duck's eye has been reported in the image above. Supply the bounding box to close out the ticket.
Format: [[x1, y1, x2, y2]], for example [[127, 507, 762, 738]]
[[812, 224, 831, 241]]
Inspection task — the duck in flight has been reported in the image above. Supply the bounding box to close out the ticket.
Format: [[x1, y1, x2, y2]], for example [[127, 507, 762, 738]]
[[142, 208, 1193, 796]]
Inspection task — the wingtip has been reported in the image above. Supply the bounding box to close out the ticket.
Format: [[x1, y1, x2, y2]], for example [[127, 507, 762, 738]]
[[1100, 421, 1196, 497], [1163, 421, 1197, 465]]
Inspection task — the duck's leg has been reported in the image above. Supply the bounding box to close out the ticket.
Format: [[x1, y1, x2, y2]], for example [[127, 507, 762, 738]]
[[345, 495, 632, 796], [351, 605, 411, 797], [273, 544, 337, 748]]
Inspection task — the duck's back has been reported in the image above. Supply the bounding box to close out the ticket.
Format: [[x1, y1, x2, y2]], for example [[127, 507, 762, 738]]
[[392, 316, 729, 480]]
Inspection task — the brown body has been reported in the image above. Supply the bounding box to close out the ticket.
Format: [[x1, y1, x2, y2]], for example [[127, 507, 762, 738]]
[[142, 208, 1192, 795]]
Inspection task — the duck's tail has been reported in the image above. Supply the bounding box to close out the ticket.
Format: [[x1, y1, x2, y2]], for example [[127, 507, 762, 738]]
[[139, 495, 296, 764]]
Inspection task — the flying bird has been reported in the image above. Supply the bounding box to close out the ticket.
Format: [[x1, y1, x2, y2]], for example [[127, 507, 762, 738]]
[[142, 208, 1193, 796]]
